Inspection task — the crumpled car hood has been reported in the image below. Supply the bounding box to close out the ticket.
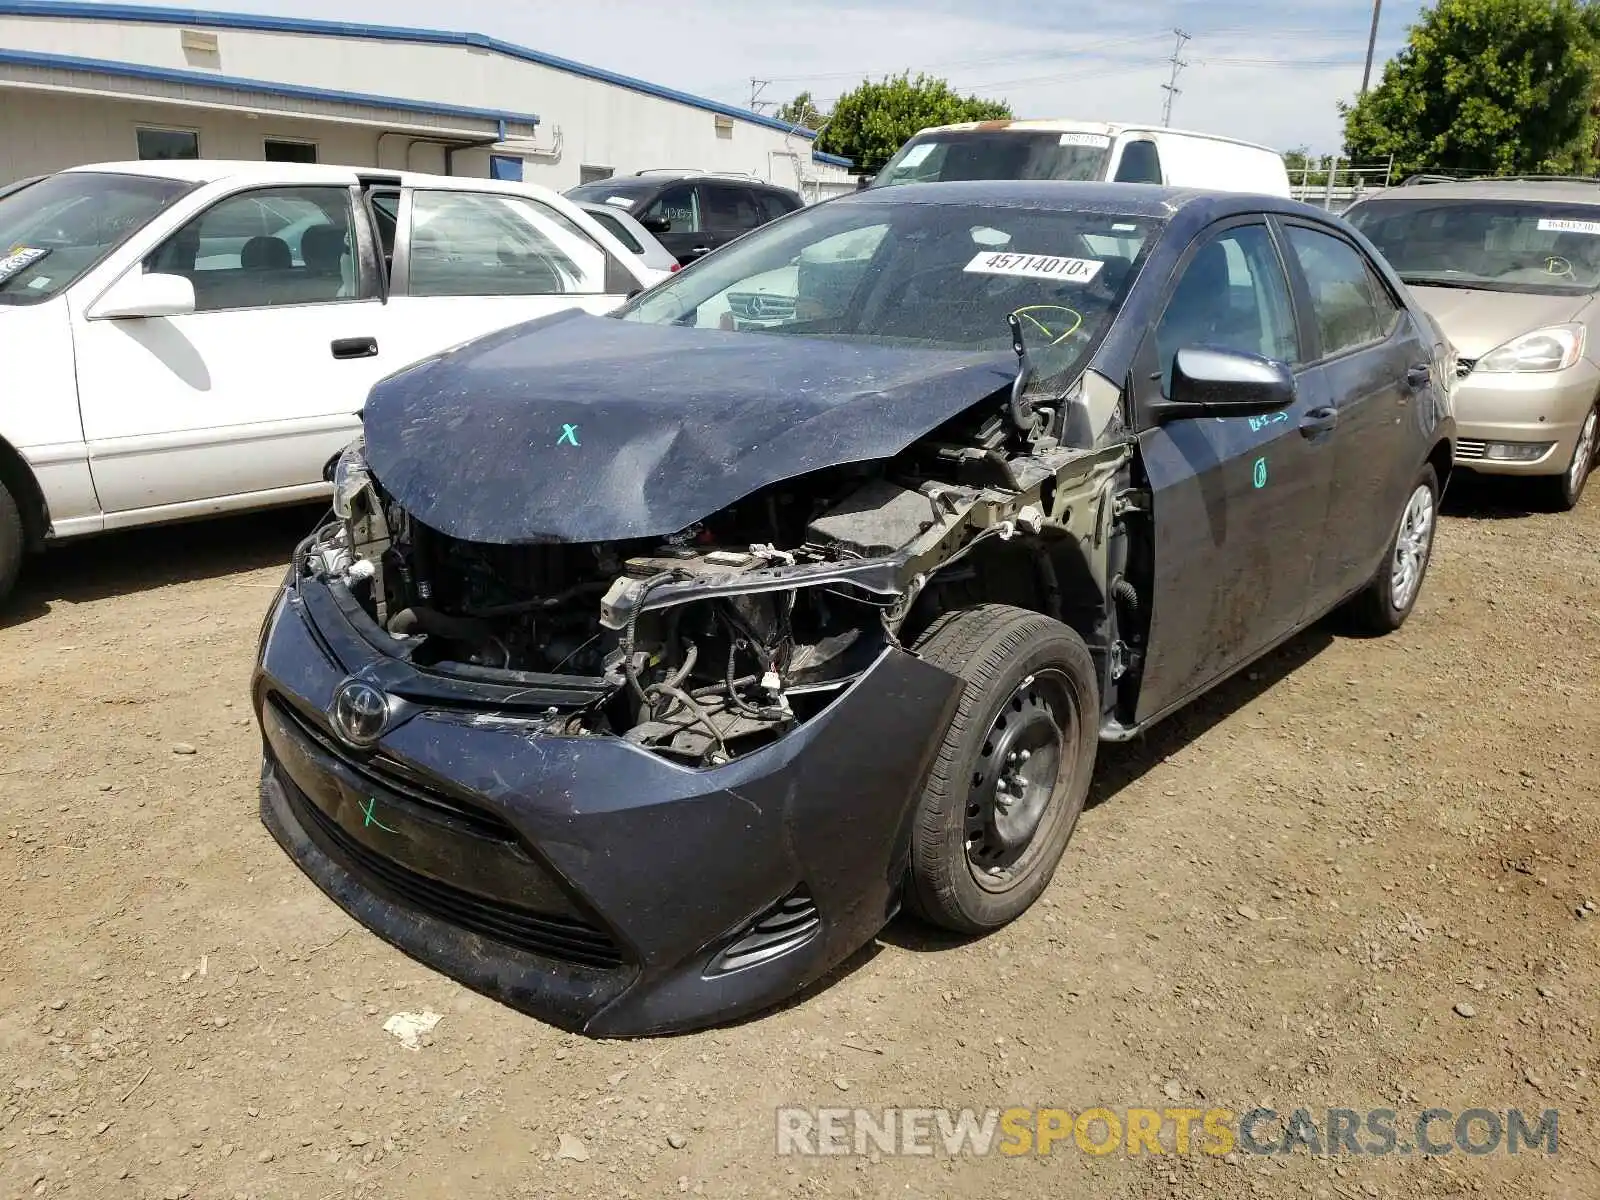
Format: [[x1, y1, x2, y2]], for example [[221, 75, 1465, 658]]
[[362, 310, 1015, 545]]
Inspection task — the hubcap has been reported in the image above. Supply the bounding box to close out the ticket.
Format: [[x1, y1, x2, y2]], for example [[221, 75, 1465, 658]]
[[1390, 483, 1435, 612], [965, 670, 1077, 887], [1569, 409, 1598, 492]]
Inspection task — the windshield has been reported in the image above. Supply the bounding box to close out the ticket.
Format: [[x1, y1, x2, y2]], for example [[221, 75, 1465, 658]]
[[1346, 197, 1600, 295], [618, 197, 1157, 379], [565, 179, 656, 209], [873, 131, 1111, 188], [0, 171, 195, 304]]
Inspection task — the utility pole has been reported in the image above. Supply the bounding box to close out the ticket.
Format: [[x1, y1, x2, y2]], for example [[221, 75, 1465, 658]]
[[1359, 0, 1383, 96], [749, 78, 771, 114], [1161, 29, 1191, 127]]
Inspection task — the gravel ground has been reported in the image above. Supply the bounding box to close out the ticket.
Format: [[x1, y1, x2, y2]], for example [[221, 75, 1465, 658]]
[[1, 475, 1595, 1200]]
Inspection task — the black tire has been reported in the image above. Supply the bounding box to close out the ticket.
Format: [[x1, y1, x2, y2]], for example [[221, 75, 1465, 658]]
[[905, 604, 1099, 934], [1539, 403, 1597, 513], [0, 483, 23, 609], [1345, 463, 1440, 634]]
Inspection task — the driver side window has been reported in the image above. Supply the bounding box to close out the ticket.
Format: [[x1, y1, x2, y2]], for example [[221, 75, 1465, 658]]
[[1154, 223, 1298, 394], [640, 184, 699, 234]]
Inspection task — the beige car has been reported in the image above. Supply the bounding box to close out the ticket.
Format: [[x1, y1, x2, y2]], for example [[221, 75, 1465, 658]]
[[1345, 179, 1600, 509]]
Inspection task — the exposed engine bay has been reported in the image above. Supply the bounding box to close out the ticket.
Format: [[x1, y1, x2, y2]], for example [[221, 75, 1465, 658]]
[[299, 374, 1143, 769]]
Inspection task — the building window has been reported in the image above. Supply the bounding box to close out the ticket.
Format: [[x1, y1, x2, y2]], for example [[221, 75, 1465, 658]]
[[265, 138, 317, 164], [580, 165, 614, 184], [136, 127, 199, 160], [489, 155, 524, 182]]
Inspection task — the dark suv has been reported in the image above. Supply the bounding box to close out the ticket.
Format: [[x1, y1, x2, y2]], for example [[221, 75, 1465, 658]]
[[564, 172, 802, 266]]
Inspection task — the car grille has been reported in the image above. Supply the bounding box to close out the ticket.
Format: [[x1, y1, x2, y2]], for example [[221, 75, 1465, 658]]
[[284, 770, 627, 969], [726, 292, 795, 322], [270, 696, 515, 843], [1456, 358, 1477, 378], [1456, 439, 1489, 461], [705, 888, 820, 976]]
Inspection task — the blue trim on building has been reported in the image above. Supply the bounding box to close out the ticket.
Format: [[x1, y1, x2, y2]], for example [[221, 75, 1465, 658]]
[[811, 150, 852, 168], [0, 46, 541, 128], [0, 0, 853, 166]]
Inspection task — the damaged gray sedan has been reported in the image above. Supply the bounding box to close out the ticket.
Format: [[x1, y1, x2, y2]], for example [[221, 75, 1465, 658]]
[[253, 181, 1455, 1035]]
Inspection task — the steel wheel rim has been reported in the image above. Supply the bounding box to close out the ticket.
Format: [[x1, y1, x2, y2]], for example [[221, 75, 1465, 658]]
[[1390, 483, 1435, 612], [965, 669, 1077, 890], [1569, 409, 1598, 492]]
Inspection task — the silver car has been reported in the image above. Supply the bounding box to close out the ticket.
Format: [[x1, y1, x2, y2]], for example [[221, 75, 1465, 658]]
[[576, 200, 679, 284], [1346, 179, 1600, 509]]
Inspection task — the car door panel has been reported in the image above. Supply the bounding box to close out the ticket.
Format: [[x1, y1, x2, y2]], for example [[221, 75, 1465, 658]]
[[69, 183, 388, 514], [1134, 219, 1338, 724], [1279, 221, 1426, 610]]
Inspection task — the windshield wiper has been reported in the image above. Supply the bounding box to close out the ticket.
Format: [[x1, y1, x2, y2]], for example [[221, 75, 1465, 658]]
[[1398, 275, 1486, 291]]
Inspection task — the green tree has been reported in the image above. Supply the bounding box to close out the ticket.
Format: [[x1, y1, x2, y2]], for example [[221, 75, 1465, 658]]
[[1283, 146, 1333, 186], [776, 91, 826, 130], [814, 73, 1012, 173], [1342, 0, 1600, 177]]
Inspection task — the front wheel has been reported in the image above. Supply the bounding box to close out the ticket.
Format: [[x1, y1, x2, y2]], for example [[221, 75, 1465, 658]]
[[905, 604, 1099, 934], [1541, 404, 1597, 512], [1345, 464, 1439, 634], [0, 483, 23, 608]]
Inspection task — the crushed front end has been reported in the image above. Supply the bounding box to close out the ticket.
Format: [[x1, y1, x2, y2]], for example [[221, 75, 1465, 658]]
[[254, 373, 1131, 1034]]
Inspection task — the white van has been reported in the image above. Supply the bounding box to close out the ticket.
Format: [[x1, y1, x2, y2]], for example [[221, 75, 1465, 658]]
[[869, 119, 1291, 196]]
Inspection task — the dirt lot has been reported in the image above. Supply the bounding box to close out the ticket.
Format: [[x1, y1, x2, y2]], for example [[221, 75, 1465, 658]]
[[1, 478, 1596, 1200]]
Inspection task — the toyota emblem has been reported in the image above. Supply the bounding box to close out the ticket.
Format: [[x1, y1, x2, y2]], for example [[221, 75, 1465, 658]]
[[330, 679, 390, 748]]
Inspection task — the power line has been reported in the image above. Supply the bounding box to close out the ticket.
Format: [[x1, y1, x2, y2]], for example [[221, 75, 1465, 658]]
[[749, 78, 772, 113], [1160, 28, 1191, 127]]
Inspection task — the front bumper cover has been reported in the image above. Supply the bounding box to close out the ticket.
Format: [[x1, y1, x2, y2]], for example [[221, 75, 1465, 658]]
[[1452, 359, 1598, 476], [253, 577, 961, 1036]]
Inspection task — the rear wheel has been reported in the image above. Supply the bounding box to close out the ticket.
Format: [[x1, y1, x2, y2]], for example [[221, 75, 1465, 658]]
[[1345, 464, 1439, 634], [0, 483, 23, 608], [1542, 403, 1597, 512], [905, 604, 1099, 934]]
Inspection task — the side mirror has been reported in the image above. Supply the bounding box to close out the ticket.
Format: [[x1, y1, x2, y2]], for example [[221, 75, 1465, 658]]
[[91, 271, 195, 320], [855, 175, 873, 190], [640, 215, 671, 234], [1149, 347, 1295, 422]]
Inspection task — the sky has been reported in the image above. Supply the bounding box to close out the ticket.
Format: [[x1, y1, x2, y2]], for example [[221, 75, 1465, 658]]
[[115, 0, 1429, 154]]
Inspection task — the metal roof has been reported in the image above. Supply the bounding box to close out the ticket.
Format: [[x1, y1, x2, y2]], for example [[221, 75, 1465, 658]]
[[0, 1, 854, 167]]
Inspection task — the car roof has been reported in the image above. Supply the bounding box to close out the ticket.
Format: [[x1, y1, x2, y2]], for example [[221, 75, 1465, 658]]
[[835, 179, 1323, 220], [58, 159, 570, 197], [1366, 179, 1600, 204], [910, 118, 1279, 155]]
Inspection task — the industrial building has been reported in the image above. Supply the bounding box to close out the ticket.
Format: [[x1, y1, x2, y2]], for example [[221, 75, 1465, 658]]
[[0, 1, 856, 199]]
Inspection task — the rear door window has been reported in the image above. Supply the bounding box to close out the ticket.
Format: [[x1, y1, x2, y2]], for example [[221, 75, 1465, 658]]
[[702, 183, 765, 233], [1283, 225, 1399, 358], [405, 190, 618, 297]]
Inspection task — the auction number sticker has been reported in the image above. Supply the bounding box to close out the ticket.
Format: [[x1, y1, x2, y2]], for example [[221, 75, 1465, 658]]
[[1059, 132, 1112, 148], [965, 251, 1103, 283], [0, 246, 48, 284], [1537, 217, 1600, 236]]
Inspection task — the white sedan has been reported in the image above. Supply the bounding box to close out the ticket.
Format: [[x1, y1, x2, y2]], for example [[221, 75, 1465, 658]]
[[0, 160, 657, 603]]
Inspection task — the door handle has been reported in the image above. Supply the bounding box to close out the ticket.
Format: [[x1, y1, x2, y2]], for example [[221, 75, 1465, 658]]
[[1405, 363, 1430, 391], [331, 336, 378, 360], [1299, 406, 1338, 438], [687, 246, 712, 257]]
